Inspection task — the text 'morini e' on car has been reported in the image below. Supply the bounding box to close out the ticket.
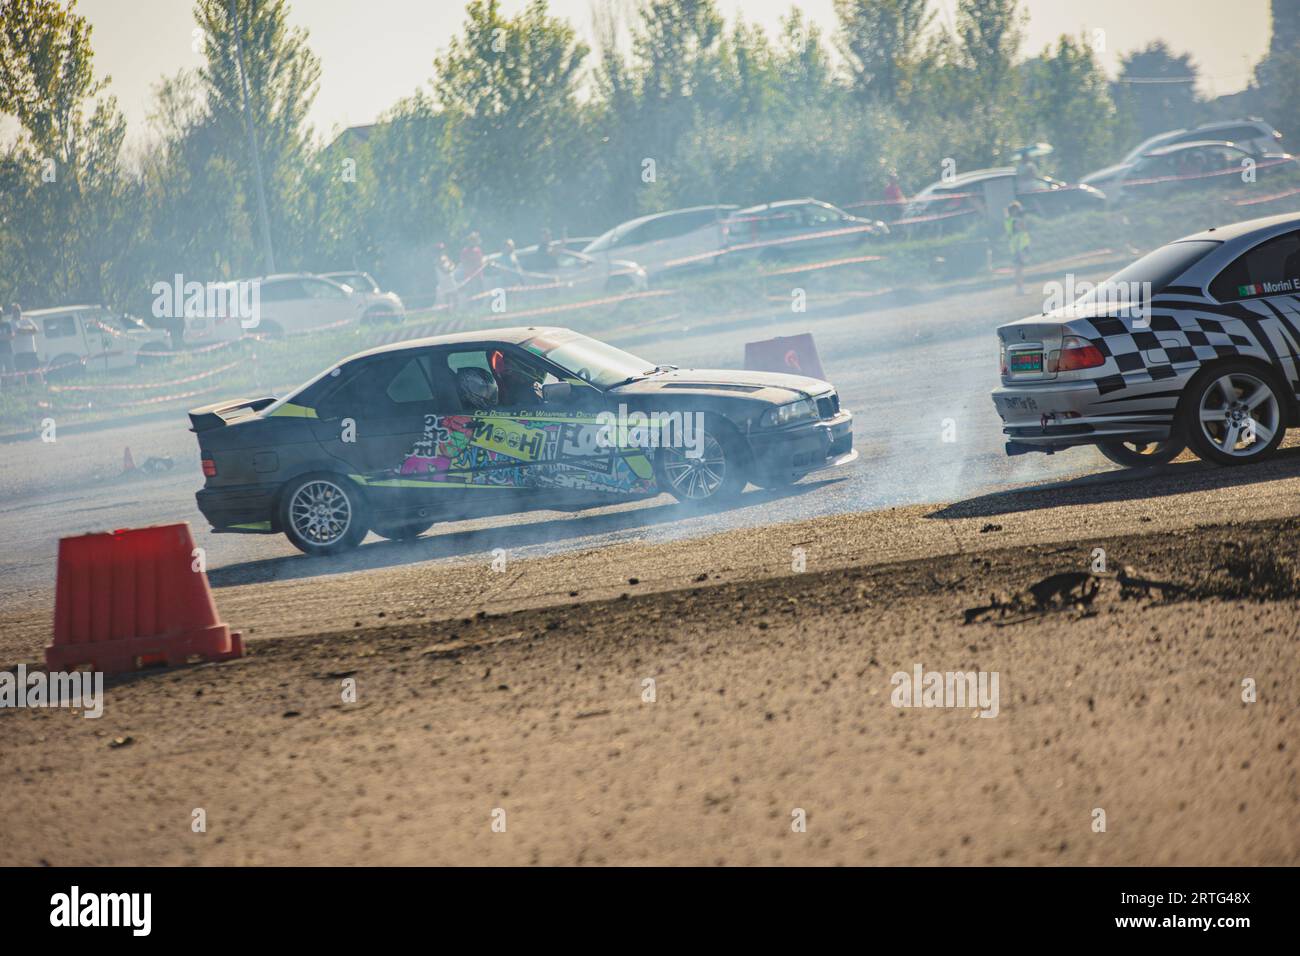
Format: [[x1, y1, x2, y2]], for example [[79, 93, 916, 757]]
[[189, 328, 856, 554], [993, 212, 1300, 468]]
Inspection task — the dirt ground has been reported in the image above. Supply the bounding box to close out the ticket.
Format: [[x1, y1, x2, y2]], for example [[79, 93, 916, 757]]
[[2, 513, 1296, 866]]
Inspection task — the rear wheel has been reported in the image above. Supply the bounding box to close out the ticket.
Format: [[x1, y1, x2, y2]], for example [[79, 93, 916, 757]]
[[1097, 438, 1184, 467], [279, 473, 369, 555], [656, 418, 748, 505], [1182, 363, 1287, 466]]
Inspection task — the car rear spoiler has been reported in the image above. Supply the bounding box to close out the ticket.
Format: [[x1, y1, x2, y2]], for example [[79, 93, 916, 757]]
[[188, 397, 277, 432]]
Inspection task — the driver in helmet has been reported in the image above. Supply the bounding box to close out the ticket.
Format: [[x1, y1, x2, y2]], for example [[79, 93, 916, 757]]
[[456, 366, 499, 410]]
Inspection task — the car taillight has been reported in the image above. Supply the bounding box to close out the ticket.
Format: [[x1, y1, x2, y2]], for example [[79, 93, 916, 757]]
[[202, 458, 217, 477], [999, 343, 1008, 375], [1053, 335, 1106, 372]]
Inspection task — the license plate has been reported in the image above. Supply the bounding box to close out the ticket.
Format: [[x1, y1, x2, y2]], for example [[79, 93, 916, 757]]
[[1010, 352, 1043, 373]]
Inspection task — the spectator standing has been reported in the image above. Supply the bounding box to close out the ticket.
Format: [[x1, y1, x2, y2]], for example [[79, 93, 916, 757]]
[[536, 227, 558, 270], [434, 242, 457, 309], [11, 304, 41, 385], [1004, 203, 1030, 295], [882, 173, 905, 221], [459, 231, 485, 298], [499, 238, 522, 277]]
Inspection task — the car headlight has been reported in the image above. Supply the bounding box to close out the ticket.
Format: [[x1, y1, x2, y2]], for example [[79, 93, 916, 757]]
[[761, 398, 818, 427]]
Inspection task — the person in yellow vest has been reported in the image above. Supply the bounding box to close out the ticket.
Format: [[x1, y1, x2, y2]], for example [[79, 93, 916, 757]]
[[1005, 201, 1030, 295]]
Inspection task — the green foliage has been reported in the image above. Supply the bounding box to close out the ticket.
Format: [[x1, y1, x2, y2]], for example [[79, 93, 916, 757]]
[[0, 0, 1290, 319], [1022, 35, 1117, 180]]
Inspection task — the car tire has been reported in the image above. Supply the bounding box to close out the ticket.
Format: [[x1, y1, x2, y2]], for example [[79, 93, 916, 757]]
[[372, 520, 433, 541], [1182, 362, 1288, 466], [655, 416, 749, 505], [279, 472, 369, 555], [1097, 438, 1185, 467]]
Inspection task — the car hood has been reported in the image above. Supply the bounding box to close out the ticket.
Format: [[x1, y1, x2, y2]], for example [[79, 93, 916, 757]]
[[610, 367, 832, 403]]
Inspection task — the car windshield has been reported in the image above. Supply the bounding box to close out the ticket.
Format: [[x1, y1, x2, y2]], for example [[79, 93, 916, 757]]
[[523, 330, 655, 388], [1073, 239, 1220, 308]]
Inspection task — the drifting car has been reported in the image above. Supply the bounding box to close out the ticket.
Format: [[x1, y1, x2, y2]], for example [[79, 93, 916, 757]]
[[992, 212, 1300, 468], [189, 327, 856, 554]]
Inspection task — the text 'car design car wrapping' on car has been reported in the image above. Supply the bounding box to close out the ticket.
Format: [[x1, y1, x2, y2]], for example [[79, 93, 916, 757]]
[[189, 327, 856, 554], [993, 212, 1300, 468]]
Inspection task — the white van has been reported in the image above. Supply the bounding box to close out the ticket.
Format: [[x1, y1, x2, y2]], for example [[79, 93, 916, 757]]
[[582, 205, 738, 277], [27, 305, 170, 377]]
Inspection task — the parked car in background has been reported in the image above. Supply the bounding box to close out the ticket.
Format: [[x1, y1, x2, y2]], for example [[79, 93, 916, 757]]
[[485, 244, 648, 294], [582, 205, 738, 277], [722, 199, 888, 262], [247, 274, 367, 338], [904, 168, 1106, 226], [27, 305, 170, 377], [320, 271, 406, 323], [1083, 118, 1287, 189], [1103, 141, 1298, 202]]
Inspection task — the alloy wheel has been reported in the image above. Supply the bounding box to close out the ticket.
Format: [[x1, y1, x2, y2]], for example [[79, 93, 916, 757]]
[[289, 479, 353, 545]]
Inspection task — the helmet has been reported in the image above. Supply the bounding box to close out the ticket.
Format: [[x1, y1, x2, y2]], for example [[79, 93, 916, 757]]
[[457, 366, 498, 410]]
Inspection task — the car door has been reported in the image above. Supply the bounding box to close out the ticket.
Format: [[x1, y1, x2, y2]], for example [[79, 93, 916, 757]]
[[437, 343, 655, 504], [255, 278, 303, 335], [38, 312, 84, 370], [299, 277, 359, 331], [310, 349, 464, 519], [1207, 229, 1300, 391]]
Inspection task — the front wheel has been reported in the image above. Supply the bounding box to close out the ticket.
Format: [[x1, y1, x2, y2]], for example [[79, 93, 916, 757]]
[[655, 419, 748, 505], [1182, 363, 1287, 466], [1097, 438, 1184, 467], [279, 472, 369, 555]]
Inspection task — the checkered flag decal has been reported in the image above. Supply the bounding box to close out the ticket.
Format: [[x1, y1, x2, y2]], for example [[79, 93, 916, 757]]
[[1080, 311, 1260, 395]]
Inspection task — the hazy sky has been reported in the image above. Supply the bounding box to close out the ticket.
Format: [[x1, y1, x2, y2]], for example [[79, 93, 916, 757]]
[[73, 0, 1272, 144]]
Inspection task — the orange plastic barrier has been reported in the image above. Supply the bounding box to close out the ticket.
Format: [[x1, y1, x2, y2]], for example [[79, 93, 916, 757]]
[[47, 523, 243, 673]]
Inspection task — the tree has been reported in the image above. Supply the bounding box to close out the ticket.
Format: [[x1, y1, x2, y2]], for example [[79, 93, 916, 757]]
[[1023, 35, 1118, 179], [1115, 41, 1198, 139], [193, 0, 321, 268], [834, 0, 933, 109], [950, 0, 1026, 165], [433, 0, 589, 241], [1255, 0, 1300, 150], [0, 0, 131, 307]]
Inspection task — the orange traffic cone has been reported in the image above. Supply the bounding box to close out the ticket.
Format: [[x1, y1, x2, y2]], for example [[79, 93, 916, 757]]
[[122, 446, 136, 473], [46, 523, 243, 674]]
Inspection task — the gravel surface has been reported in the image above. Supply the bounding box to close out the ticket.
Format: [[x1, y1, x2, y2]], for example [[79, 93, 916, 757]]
[[2, 515, 1295, 865]]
